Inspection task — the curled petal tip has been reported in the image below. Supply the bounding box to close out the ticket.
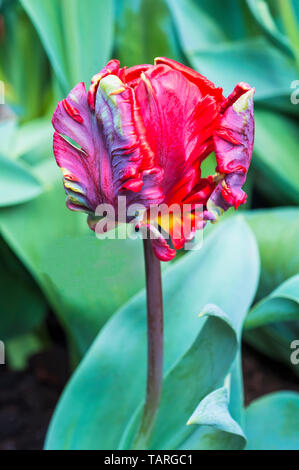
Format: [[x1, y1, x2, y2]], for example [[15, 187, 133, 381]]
[[233, 87, 255, 113], [140, 224, 176, 261], [210, 80, 254, 213]]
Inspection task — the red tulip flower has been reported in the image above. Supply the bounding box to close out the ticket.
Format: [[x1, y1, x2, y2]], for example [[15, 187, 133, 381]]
[[52, 58, 254, 261], [52, 58, 255, 448]]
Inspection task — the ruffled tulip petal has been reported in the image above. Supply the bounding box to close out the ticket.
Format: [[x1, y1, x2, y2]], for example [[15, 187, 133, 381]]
[[53, 75, 164, 215], [119, 64, 153, 88], [135, 63, 223, 204], [182, 178, 216, 206], [154, 57, 224, 102], [95, 74, 164, 208], [167, 208, 214, 250], [210, 86, 255, 211], [52, 82, 104, 212], [140, 223, 176, 262], [88, 59, 120, 111], [152, 236, 177, 262]]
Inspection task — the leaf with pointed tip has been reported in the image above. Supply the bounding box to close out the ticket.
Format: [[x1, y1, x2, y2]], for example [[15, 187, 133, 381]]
[[245, 274, 299, 329], [189, 38, 297, 101], [167, 0, 297, 106], [185, 385, 246, 449], [245, 209, 299, 375], [245, 208, 299, 300], [119, 304, 238, 450], [246, 0, 292, 55], [45, 217, 259, 450]]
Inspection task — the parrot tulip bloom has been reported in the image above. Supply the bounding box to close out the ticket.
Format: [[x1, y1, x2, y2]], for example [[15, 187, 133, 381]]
[[52, 58, 254, 261]]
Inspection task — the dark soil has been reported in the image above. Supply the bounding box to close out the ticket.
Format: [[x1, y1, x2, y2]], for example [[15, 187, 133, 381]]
[[0, 346, 69, 450], [242, 343, 299, 405], [0, 317, 298, 450]]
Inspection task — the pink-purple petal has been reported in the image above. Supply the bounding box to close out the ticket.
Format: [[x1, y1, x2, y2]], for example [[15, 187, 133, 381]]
[[95, 74, 163, 208], [210, 86, 255, 211], [52, 82, 105, 212]]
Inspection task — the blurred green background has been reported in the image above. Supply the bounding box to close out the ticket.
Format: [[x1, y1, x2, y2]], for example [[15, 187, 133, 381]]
[[0, 0, 298, 449]]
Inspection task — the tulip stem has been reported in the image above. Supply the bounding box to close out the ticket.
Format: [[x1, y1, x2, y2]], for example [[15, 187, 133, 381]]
[[132, 238, 164, 450]]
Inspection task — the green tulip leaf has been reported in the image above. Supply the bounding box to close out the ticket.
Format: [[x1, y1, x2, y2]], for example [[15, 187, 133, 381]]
[[0, 154, 43, 207], [245, 208, 299, 300], [21, 0, 114, 93], [5, 331, 46, 370], [184, 383, 246, 450], [166, 0, 226, 52], [189, 38, 297, 100], [115, 0, 181, 67], [246, 0, 292, 55], [244, 208, 299, 375], [0, 7, 50, 121], [245, 392, 299, 450], [0, 236, 47, 341], [0, 160, 146, 358], [253, 110, 299, 204], [119, 304, 239, 450], [0, 111, 17, 158], [167, 0, 297, 108], [12, 117, 53, 165], [245, 274, 299, 329], [45, 217, 259, 450]]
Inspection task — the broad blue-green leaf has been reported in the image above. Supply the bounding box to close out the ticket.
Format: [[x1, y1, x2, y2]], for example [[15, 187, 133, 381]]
[[190, 38, 297, 100], [0, 154, 43, 206], [166, 0, 226, 52], [12, 117, 52, 165], [277, 0, 299, 69], [119, 305, 239, 450], [246, 0, 292, 55], [167, 0, 297, 101], [115, 0, 181, 66], [0, 236, 47, 340], [245, 274, 299, 329], [20, 0, 68, 91], [0, 5, 50, 121], [253, 110, 299, 204], [167, 0, 254, 48], [0, 110, 17, 157], [45, 217, 259, 449], [0, 159, 146, 357], [244, 274, 299, 377], [21, 0, 114, 93], [245, 208, 299, 300], [152, 307, 244, 450], [245, 392, 299, 450], [205, 208, 299, 375], [245, 208, 299, 374], [60, 0, 114, 86]]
